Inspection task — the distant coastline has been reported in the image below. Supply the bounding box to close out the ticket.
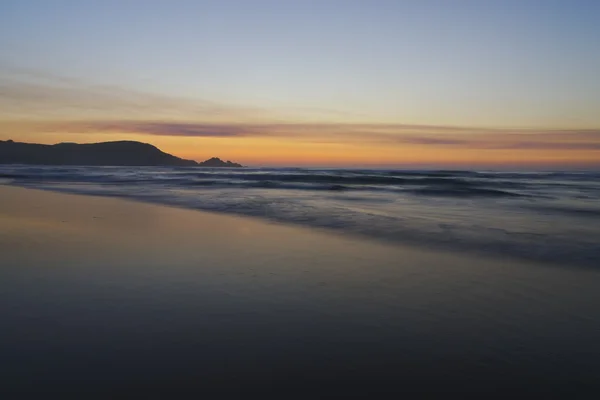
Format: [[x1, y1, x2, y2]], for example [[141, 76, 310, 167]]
[[0, 140, 243, 167]]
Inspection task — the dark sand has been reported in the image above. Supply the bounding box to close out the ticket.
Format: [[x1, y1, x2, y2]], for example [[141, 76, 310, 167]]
[[1, 185, 600, 396]]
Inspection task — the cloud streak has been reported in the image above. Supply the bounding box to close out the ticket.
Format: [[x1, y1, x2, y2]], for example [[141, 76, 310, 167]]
[[32, 119, 600, 151], [2, 66, 600, 153], [0, 66, 268, 122], [77, 121, 255, 137]]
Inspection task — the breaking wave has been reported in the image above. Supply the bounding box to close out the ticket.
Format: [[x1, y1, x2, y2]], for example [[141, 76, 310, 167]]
[[2, 165, 600, 268]]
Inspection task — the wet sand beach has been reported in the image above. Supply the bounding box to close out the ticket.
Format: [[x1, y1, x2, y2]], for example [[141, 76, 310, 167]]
[[1, 185, 599, 396]]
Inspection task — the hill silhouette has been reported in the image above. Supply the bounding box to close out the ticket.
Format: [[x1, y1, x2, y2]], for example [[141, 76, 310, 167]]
[[199, 157, 243, 168], [0, 140, 243, 167]]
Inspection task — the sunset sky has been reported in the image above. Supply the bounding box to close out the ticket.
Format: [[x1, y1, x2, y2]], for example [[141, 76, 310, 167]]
[[1, 0, 599, 167]]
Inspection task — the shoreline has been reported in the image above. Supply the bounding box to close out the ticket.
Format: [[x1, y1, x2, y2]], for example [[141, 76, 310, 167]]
[[2, 182, 592, 270]]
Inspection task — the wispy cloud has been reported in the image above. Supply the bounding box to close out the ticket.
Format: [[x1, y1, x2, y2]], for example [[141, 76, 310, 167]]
[[68, 121, 258, 137], [0, 65, 267, 122], [2, 66, 600, 152], [32, 119, 600, 151], [499, 141, 600, 150]]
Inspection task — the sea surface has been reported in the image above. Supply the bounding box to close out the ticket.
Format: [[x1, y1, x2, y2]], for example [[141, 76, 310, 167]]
[[2, 165, 600, 268]]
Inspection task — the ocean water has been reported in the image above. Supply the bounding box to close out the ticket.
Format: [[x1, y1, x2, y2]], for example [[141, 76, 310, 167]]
[[2, 165, 600, 268]]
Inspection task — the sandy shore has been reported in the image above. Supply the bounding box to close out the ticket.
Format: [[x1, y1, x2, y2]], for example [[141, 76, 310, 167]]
[[1, 185, 600, 396]]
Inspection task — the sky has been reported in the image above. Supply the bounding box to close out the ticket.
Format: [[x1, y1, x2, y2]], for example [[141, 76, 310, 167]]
[[1, 0, 599, 167]]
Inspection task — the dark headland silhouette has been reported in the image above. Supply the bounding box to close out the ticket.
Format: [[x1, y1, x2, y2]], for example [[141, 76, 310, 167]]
[[0, 140, 243, 167]]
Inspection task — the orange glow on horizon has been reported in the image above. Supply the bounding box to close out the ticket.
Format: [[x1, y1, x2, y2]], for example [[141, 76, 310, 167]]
[[1, 121, 599, 168]]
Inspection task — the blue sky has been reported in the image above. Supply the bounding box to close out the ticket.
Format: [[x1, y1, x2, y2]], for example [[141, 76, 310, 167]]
[[1, 0, 599, 166]]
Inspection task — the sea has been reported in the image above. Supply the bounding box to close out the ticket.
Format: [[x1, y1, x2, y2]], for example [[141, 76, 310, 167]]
[[2, 165, 599, 268]]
